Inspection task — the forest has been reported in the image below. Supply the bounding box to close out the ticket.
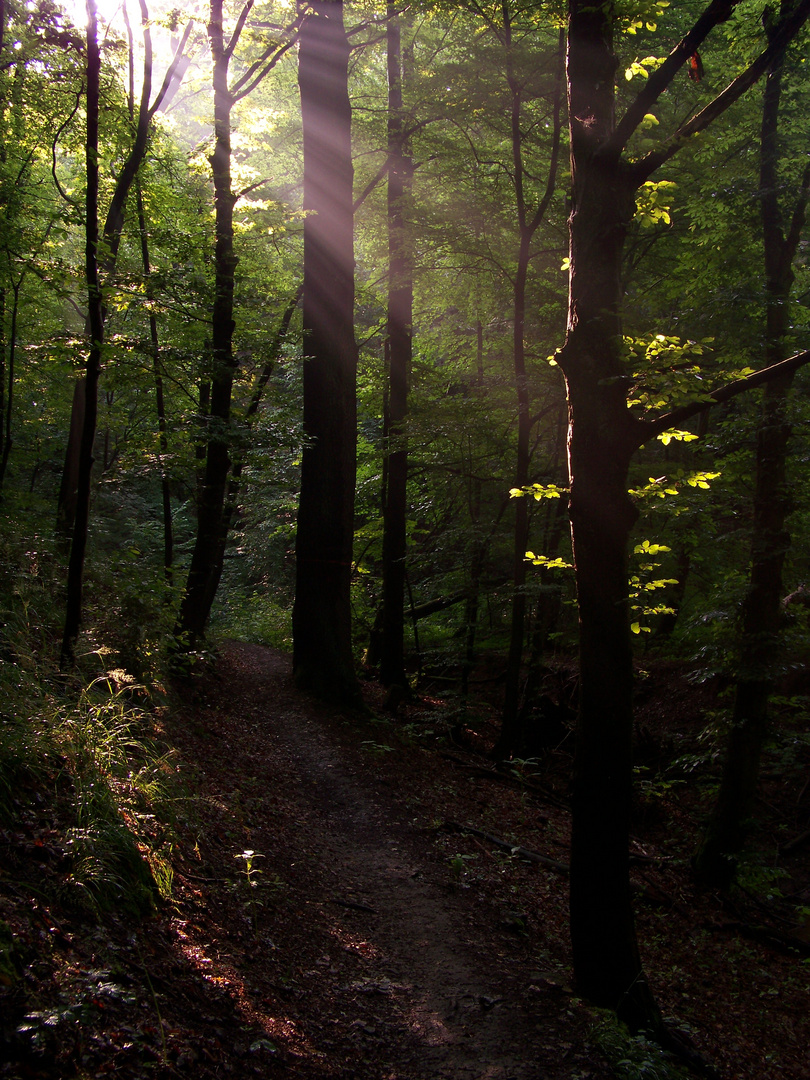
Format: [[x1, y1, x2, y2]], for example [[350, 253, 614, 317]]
[[1, 0, 810, 1076]]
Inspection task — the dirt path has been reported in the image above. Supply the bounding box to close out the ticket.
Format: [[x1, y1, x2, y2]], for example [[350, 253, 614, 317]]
[[161, 641, 608, 1079], [5, 640, 809, 1078]]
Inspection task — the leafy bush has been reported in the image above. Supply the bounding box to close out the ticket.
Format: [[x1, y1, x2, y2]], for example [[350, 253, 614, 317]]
[[592, 1015, 689, 1080]]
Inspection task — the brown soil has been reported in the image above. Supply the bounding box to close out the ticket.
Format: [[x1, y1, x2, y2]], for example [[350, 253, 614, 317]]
[[2, 641, 809, 1079]]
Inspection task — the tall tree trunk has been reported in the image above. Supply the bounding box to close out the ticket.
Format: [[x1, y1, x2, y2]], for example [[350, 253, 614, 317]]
[[694, 9, 810, 888], [0, 287, 5, 487], [175, 0, 240, 646], [201, 289, 301, 621], [135, 179, 173, 581], [0, 50, 31, 491], [174, 1, 293, 645], [494, 19, 564, 759], [557, 0, 810, 1035], [557, 0, 661, 1032], [59, 0, 192, 655], [60, 0, 103, 669], [379, 4, 413, 692], [292, 0, 360, 705], [56, 379, 86, 538], [459, 322, 486, 703], [0, 277, 18, 487]]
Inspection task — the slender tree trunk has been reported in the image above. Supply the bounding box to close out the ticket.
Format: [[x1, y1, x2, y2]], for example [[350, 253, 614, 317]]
[[56, 379, 86, 537], [494, 19, 564, 759], [175, 0, 239, 646], [195, 378, 210, 501], [460, 322, 485, 703], [292, 0, 360, 705], [0, 287, 5, 483], [498, 228, 532, 756], [379, 4, 413, 691], [518, 494, 568, 725], [135, 179, 173, 580], [0, 52, 30, 492], [61, 0, 103, 669], [201, 290, 300, 619], [694, 13, 809, 888], [59, 0, 191, 655], [0, 278, 18, 486], [173, 1, 292, 645], [124, 2, 176, 581]]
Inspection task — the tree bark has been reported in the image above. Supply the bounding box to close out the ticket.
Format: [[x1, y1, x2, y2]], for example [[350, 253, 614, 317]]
[[135, 178, 173, 581], [0, 277, 19, 487], [694, 5, 810, 889], [175, 0, 239, 647], [60, 0, 103, 669], [495, 19, 564, 759], [558, 0, 810, 1033], [292, 0, 361, 705], [379, 4, 413, 691], [56, 378, 86, 537], [556, 0, 661, 1032]]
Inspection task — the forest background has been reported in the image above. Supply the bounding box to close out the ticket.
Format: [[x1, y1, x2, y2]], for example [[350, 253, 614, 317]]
[[2, 0, 810, 1071]]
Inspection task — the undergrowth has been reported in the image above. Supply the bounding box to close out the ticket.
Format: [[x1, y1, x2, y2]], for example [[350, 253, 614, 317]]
[[0, 517, 182, 918], [591, 1015, 690, 1080], [0, 661, 178, 917]]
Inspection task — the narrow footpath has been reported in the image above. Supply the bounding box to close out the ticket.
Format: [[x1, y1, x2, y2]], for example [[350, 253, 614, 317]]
[[158, 641, 609, 1079]]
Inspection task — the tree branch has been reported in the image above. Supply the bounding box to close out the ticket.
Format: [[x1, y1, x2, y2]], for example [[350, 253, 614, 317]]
[[527, 26, 565, 235], [639, 349, 810, 445], [630, 0, 810, 185], [232, 32, 299, 101], [148, 20, 194, 118], [783, 158, 810, 268], [604, 0, 739, 161], [224, 0, 254, 60]]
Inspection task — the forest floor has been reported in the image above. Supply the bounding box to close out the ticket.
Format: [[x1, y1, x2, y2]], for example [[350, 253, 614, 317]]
[[1, 640, 809, 1079]]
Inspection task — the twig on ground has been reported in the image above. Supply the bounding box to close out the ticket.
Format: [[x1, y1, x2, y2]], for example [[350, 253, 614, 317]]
[[442, 820, 569, 875]]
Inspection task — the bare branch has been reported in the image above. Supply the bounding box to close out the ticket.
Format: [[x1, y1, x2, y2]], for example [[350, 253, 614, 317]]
[[52, 89, 83, 208], [353, 157, 390, 213], [231, 30, 299, 101], [149, 19, 194, 118], [527, 27, 565, 235], [224, 0, 254, 60]]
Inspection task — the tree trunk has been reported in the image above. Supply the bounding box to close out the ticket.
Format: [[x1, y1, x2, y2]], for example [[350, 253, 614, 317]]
[[292, 0, 360, 705], [553, 0, 810, 1043], [494, 18, 564, 759], [379, 4, 413, 691], [201, 290, 301, 622], [175, 0, 239, 647], [460, 322, 486, 703], [0, 278, 19, 487], [135, 178, 173, 581], [59, 0, 191, 657], [60, 0, 103, 669], [497, 226, 532, 757], [694, 14, 809, 888], [56, 378, 86, 537], [557, 1, 661, 1032]]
